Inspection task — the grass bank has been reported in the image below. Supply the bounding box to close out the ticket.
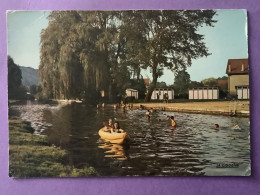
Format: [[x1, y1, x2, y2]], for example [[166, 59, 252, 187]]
[[9, 120, 98, 178]]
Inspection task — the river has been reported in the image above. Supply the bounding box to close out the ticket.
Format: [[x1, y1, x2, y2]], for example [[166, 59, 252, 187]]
[[9, 100, 251, 176]]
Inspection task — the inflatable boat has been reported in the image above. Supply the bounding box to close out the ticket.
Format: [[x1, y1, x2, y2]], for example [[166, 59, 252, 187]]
[[98, 128, 128, 144]]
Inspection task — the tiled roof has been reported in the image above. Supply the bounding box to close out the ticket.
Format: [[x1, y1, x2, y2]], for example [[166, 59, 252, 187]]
[[226, 59, 249, 75]]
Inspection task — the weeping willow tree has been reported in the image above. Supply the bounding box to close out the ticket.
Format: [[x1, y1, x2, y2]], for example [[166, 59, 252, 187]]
[[39, 11, 131, 102]]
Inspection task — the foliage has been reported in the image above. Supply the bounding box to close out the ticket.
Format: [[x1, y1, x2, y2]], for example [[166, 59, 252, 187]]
[[130, 79, 147, 99], [121, 10, 217, 101], [8, 56, 26, 99], [156, 82, 167, 88], [201, 77, 218, 87], [39, 10, 216, 102], [39, 11, 131, 102], [189, 81, 204, 88], [173, 69, 191, 97]]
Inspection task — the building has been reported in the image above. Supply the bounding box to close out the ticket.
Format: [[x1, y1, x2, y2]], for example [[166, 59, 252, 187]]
[[226, 59, 249, 99], [189, 87, 219, 100], [151, 88, 174, 100], [126, 88, 138, 99]]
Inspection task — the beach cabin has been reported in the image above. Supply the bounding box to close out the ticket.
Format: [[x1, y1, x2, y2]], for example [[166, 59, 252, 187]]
[[126, 89, 138, 99], [189, 87, 219, 100], [226, 59, 249, 99], [151, 88, 174, 100]]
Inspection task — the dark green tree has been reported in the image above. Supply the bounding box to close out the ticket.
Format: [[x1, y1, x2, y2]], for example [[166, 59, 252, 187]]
[[173, 69, 191, 97], [189, 81, 203, 88], [121, 10, 216, 102], [156, 82, 167, 88], [8, 56, 26, 99]]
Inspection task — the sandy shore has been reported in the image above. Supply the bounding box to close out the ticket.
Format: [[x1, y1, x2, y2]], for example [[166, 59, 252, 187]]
[[133, 101, 250, 117]]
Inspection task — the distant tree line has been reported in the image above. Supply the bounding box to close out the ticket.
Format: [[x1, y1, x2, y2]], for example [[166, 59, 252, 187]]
[[38, 10, 216, 103], [8, 56, 41, 100]]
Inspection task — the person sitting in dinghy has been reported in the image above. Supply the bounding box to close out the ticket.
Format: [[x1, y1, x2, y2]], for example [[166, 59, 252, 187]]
[[108, 119, 114, 128], [102, 122, 112, 133], [112, 122, 125, 133]]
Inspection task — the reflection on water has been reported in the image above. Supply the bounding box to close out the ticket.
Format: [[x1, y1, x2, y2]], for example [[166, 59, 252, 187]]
[[9, 101, 251, 176], [98, 142, 127, 160]]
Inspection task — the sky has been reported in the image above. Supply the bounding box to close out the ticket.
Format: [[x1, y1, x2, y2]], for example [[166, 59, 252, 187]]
[[7, 10, 248, 84]]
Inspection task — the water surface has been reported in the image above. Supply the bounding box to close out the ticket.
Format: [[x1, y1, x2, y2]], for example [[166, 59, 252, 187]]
[[9, 101, 251, 176]]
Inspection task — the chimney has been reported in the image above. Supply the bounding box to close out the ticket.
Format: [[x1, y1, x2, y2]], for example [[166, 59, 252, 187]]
[[241, 64, 244, 71], [228, 65, 231, 72]]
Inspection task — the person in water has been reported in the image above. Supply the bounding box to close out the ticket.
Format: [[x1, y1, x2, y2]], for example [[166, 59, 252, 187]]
[[166, 115, 171, 120], [158, 119, 161, 123], [214, 124, 219, 130], [232, 124, 240, 130], [112, 121, 124, 133], [146, 115, 151, 121], [146, 109, 150, 116], [170, 116, 176, 128]]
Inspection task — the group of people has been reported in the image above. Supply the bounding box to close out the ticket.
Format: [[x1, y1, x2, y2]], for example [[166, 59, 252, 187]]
[[143, 105, 176, 129], [102, 119, 125, 134]]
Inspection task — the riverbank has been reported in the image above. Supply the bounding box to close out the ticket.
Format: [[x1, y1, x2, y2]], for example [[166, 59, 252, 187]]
[[133, 101, 250, 117], [9, 120, 98, 178]]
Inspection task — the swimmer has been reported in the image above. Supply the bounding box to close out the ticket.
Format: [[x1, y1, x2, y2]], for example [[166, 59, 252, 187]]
[[146, 109, 150, 116], [170, 116, 176, 128], [146, 115, 151, 121], [214, 124, 219, 130], [166, 115, 171, 120], [158, 119, 161, 123], [113, 104, 117, 109], [232, 124, 240, 130], [97, 104, 100, 109], [102, 103, 105, 108]]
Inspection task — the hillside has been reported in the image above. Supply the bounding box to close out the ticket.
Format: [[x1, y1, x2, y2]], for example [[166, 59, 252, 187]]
[[19, 66, 40, 86]]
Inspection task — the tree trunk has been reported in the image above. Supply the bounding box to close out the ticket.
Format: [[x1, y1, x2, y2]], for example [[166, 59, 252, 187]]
[[144, 67, 158, 102]]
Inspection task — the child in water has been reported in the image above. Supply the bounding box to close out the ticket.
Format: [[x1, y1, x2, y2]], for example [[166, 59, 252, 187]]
[[146, 110, 150, 116], [232, 124, 240, 130], [170, 116, 176, 128], [214, 124, 219, 130]]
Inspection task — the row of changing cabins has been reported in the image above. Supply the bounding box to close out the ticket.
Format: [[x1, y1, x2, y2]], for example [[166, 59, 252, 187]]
[[126, 86, 250, 100]]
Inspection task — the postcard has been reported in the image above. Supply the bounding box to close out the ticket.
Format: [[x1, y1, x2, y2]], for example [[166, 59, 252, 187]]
[[7, 10, 250, 177]]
